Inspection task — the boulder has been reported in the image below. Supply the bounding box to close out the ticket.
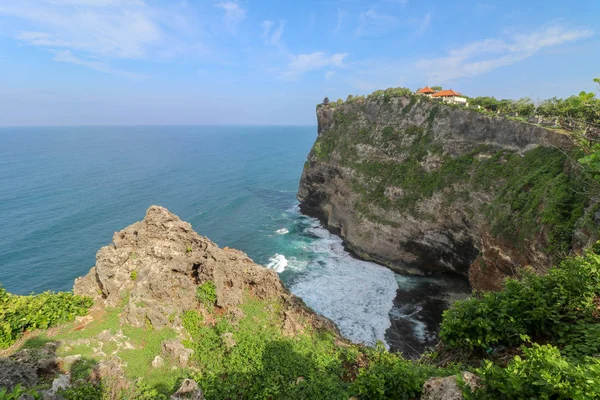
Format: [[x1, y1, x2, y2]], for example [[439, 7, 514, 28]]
[[161, 340, 194, 368], [171, 378, 204, 400], [421, 372, 480, 400], [74, 206, 287, 329]]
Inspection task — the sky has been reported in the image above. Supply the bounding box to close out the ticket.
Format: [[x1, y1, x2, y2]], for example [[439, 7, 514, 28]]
[[0, 0, 598, 126]]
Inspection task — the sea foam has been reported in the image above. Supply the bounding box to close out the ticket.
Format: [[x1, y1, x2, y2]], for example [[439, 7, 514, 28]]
[[280, 207, 398, 347]]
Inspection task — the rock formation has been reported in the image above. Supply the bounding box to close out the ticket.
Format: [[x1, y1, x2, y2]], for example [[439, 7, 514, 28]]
[[74, 205, 336, 332], [299, 95, 598, 290]]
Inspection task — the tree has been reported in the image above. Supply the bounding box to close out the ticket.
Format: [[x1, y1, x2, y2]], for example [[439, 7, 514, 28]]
[[471, 96, 499, 111], [322, 97, 330, 106], [515, 97, 535, 116], [431, 86, 443, 92]]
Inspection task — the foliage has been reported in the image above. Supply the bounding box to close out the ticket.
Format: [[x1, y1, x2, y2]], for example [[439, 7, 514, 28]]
[[351, 342, 460, 400], [483, 147, 587, 256], [183, 297, 353, 399], [0, 385, 35, 400], [0, 286, 92, 349], [469, 96, 535, 116], [57, 382, 103, 400], [440, 245, 600, 351], [463, 344, 600, 399], [195, 281, 217, 307], [431, 85, 442, 92], [130, 270, 138, 281]]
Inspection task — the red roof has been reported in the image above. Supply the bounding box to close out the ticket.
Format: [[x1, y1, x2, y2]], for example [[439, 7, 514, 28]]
[[416, 86, 435, 94], [432, 89, 463, 98]]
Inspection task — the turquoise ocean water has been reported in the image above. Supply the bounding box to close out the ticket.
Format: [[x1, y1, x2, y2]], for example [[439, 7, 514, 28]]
[[0, 126, 468, 352]]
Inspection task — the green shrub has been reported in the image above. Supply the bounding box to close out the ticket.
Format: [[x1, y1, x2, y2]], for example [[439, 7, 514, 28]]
[[182, 297, 353, 399], [57, 382, 103, 400], [0, 384, 35, 400], [130, 270, 138, 281], [0, 286, 93, 349], [440, 246, 600, 351], [351, 342, 461, 400], [463, 344, 600, 399], [195, 281, 217, 307]]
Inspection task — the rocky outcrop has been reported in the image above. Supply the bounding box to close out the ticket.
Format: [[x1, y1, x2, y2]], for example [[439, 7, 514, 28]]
[[299, 95, 598, 290], [421, 372, 480, 400], [74, 206, 337, 332]]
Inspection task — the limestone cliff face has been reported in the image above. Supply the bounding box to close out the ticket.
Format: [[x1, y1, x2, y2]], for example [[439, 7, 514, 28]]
[[298, 95, 598, 290]]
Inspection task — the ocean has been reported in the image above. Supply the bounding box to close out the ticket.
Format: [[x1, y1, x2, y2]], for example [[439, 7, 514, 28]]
[[0, 126, 468, 353]]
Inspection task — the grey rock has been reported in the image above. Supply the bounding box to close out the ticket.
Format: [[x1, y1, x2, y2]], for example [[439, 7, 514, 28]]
[[421, 372, 480, 400], [151, 355, 165, 368], [73, 206, 288, 329], [0, 359, 38, 392], [170, 378, 204, 400], [162, 340, 194, 368]]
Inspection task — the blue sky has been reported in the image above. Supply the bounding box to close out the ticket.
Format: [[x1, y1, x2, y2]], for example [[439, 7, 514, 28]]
[[0, 0, 598, 126]]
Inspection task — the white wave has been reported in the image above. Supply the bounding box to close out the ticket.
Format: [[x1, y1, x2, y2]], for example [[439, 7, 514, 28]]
[[276, 228, 289, 235], [266, 253, 288, 273], [285, 214, 398, 347]]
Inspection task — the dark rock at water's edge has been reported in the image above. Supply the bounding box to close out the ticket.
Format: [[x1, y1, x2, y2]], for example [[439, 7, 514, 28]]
[[385, 273, 470, 358], [298, 94, 599, 291]]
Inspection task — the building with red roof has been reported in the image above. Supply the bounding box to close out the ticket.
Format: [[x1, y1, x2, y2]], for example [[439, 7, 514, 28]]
[[416, 86, 435, 96], [431, 89, 467, 105]]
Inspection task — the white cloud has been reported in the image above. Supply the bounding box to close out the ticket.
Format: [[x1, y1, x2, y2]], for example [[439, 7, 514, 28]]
[[52, 50, 140, 77], [216, 1, 245, 34], [325, 70, 335, 80], [416, 25, 594, 82], [356, 9, 397, 37], [0, 1, 204, 75], [417, 13, 430, 36], [282, 52, 347, 79], [333, 9, 344, 34], [262, 19, 284, 46]]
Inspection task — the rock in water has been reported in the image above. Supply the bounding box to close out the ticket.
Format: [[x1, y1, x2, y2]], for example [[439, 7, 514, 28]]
[[74, 206, 336, 332]]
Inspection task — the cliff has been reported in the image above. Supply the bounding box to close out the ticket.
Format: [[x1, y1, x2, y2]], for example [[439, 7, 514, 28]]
[[298, 93, 599, 290]]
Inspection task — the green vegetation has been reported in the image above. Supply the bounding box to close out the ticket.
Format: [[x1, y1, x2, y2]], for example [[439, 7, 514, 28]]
[[181, 295, 458, 399], [195, 281, 217, 307], [441, 244, 600, 398], [0, 385, 35, 400], [130, 270, 138, 281], [440, 244, 600, 351], [0, 287, 92, 349]]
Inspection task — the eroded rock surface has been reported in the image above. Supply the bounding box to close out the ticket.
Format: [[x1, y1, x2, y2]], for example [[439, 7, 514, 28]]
[[74, 206, 336, 332]]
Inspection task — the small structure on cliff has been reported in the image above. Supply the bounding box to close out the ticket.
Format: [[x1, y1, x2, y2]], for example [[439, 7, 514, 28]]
[[432, 89, 468, 105], [416, 86, 435, 97]]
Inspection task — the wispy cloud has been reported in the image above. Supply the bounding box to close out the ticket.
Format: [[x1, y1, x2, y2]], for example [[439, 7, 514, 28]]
[[416, 13, 430, 36], [52, 50, 141, 78], [216, 1, 245, 34], [333, 9, 344, 34], [416, 25, 594, 82], [0, 1, 204, 75], [356, 9, 397, 37], [262, 19, 285, 46], [282, 52, 347, 79]]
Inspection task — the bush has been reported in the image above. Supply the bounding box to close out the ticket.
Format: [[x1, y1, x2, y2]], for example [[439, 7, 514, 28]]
[[351, 342, 460, 400], [439, 246, 600, 351], [195, 281, 217, 307], [464, 344, 600, 399], [0, 286, 93, 349]]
